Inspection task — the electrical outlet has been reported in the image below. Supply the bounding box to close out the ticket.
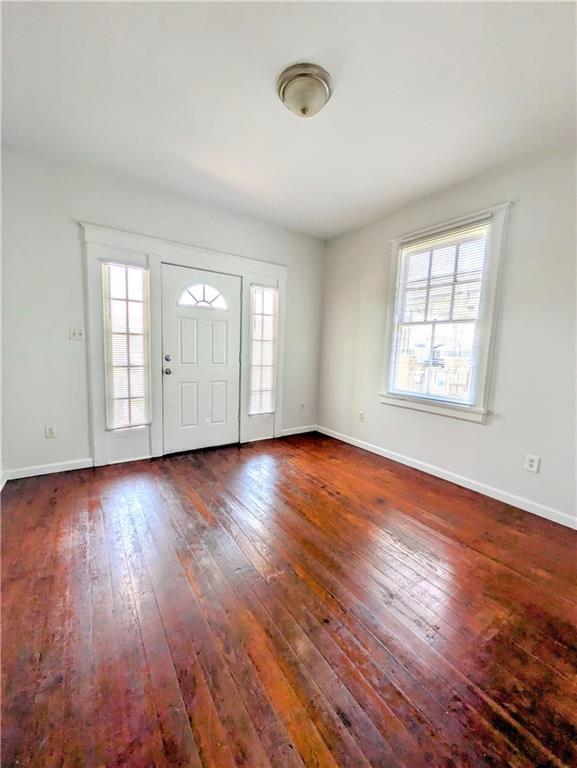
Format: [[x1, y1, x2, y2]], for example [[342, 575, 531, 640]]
[[359, 411, 365, 423], [524, 454, 540, 473], [45, 426, 57, 439], [299, 403, 305, 411], [69, 327, 85, 341]]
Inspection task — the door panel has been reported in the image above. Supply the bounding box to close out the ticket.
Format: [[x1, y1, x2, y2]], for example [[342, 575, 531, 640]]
[[162, 264, 241, 453], [179, 318, 198, 364]]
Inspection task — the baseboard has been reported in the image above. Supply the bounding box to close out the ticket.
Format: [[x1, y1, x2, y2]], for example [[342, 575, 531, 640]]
[[316, 426, 576, 530], [281, 425, 318, 436], [2, 458, 94, 483]]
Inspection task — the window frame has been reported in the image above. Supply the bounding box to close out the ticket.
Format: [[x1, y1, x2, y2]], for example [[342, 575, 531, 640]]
[[380, 203, 511, 423]]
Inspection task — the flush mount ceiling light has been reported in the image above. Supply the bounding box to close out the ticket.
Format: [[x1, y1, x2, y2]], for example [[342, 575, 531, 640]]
[[276, 63, 333, 118]]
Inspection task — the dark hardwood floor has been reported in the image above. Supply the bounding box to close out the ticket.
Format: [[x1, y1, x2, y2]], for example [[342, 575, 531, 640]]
[[2, 433, 577, 768]]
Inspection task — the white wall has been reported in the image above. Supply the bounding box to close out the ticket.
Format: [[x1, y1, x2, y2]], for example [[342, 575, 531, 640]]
[[319, 148, 576, 527], [2, 147, 324, 475]]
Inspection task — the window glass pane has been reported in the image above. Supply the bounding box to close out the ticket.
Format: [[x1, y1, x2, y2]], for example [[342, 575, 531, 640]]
[[130, 367, 145, 398], [406, 251, 430, 284], [128, 301, 143, 333], [254, 287, 264, 314], [263, 289, 275, 315], [252, 341, 262, 366], [430, 245, 456, 282], [428, 323, 475, 402], [260, 341, 274, 366], [111, 334, 128, 366], [204, 285, 219, 302], [113, 367, 129, 398], [127, 268, 143, 300], [251, 366, 263, 392], [457, 238, 486, 281], [402, 289, 426, 322], [129, 334, 144, 366], [453, 283, 481, 320], [393, 324, 432, 395], [179, 291, 196, 306], [111, 399, 129, 428], [427, 285, 452, 321], [262, 315, 274, 341], [261, 367, 274, 390], [109, 265, 126, 299], [252, 313, 263, 340], [190, 284, 204, 302], [111, 300, 127, 332], [130, 398, 146, 424]]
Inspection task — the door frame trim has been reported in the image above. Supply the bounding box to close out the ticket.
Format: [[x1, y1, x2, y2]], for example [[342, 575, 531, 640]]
[[82, 222, 288, 464]]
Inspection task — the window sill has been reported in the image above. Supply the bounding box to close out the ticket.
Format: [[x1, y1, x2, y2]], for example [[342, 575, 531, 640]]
[[379, 392, 486, 423]]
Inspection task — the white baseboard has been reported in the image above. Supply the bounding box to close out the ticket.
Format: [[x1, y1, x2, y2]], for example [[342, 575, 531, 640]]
[[316, 426, 576, 530], [3, 431, 573, 531], [281, 425, 318, 436], [2, 458, 94, 483]]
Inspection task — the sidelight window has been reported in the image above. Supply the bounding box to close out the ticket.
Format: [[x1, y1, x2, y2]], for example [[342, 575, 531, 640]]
[[249, 285, 278, 415], [102, 263, 150, 430]]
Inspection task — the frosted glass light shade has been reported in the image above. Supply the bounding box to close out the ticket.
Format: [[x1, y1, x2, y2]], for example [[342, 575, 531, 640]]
[[277, 63, 333, 118]]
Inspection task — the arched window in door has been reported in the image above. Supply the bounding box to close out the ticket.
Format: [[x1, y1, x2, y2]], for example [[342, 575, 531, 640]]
[[177, 283, 227, 310]]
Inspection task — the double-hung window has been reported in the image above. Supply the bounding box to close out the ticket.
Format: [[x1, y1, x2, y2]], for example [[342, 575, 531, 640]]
[[381, 204, 510, 422], [102, 263, 150, 430]]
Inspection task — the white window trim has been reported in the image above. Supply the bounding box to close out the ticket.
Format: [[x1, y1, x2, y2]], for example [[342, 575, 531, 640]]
[[380, 202, 511, 423]]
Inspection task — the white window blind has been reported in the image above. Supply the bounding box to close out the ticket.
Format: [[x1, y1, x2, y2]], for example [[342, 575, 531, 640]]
[[249, 285, 278, 415], [102, 263, 150, 430], [388, 221, 492, 407]]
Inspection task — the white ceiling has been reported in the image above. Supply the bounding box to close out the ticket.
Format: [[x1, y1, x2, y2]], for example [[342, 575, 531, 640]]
[[2, 2, 575, 239]]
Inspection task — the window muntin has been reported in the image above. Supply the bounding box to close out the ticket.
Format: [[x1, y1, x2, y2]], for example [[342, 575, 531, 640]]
[[249, 285, 278, 415], [178, 283, 227, 309], [389, 222, 491, 407], [102, 263, 150, 429]]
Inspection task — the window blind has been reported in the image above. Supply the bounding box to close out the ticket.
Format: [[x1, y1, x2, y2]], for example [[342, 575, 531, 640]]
[[102, 263, 151, 430], [249, 285, 278, 415], [389, 220, 491, 406]]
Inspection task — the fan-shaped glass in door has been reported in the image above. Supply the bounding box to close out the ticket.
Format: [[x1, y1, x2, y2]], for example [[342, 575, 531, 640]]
[[178, 283, 227, 310]]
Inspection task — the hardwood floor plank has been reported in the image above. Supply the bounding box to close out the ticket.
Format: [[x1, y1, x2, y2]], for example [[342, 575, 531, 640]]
[[2, 434, 576, 767]]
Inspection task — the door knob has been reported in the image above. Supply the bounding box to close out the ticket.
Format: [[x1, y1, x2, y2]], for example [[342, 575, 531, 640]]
[[164, 367, 172, 375], [164, 354, 172, 362]]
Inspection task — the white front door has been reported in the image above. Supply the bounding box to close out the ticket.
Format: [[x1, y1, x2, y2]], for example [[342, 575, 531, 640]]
[[161, 264, 241, 454]]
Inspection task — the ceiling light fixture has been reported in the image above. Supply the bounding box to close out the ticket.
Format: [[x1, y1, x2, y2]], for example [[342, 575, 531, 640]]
[[276, 63, 333, 118]]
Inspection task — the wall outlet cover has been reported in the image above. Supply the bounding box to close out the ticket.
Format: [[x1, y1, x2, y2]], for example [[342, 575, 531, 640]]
[[524, 454, 541, 473]]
